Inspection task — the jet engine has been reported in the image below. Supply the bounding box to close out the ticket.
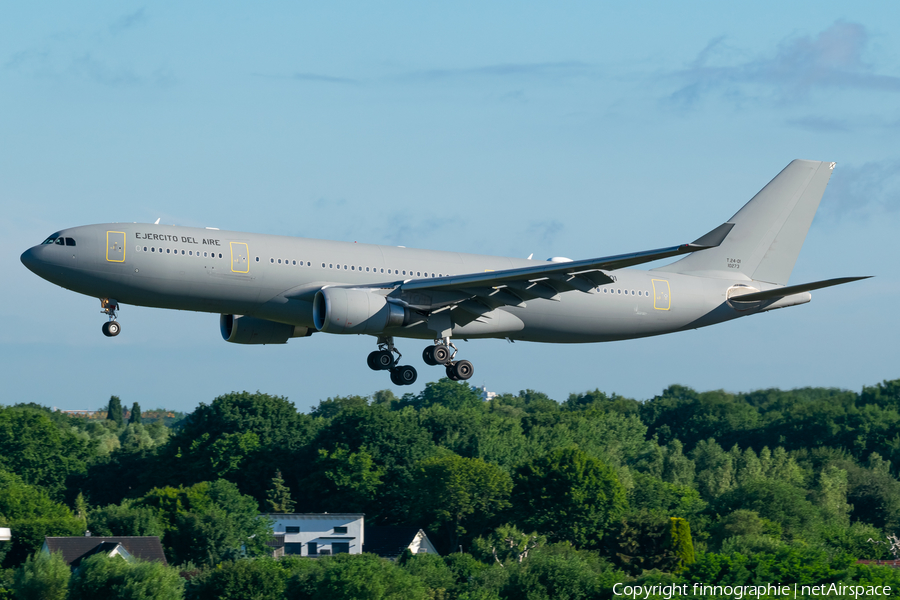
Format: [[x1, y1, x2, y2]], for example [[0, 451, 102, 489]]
[[220, 314, 312, 344], [313, 288, 410, 334]]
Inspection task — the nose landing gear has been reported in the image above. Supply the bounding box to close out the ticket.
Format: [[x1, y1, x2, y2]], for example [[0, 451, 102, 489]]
[[367, 336, 417, 386], [100, 299, 121, 337], [422, 337, 474, 381]]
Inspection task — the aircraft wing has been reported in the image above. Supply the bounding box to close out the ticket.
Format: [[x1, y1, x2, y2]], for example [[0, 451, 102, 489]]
[[398, 222, 733, 297], [284, 224, 731, 324]]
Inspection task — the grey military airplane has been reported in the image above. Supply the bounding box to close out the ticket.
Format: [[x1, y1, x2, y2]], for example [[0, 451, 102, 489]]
[[21, 159, 868, 386]]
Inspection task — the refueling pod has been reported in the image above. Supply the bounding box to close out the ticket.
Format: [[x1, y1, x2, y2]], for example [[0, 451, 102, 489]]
[[220, 314, 312, 344]]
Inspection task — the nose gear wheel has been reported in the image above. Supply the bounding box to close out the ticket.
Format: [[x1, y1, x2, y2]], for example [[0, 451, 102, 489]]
[[100, 298, 121, 337]]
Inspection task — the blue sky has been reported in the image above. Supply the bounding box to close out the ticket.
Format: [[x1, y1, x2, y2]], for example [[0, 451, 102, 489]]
[[2, 2, 898, 412]]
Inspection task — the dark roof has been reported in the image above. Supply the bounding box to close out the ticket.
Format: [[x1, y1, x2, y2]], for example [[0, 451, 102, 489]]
[[363, 527, 422, 558], [44, 536, 167, 566]]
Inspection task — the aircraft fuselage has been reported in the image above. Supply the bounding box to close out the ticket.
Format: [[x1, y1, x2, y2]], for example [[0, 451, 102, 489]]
[[21, 222, 757, 344]]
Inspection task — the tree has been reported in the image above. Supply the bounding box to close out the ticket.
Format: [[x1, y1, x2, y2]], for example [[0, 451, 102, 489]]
[[0, 470, 84, 567], [266, 471, 295, 513], [402, 379, 484, 411], [310, 395, 369, 419], [11, 551, 70, 600], [129, 402, 142, 425], [136, 480, 272, 566], [498, 543, 623, 600], [412, 455, 512, 552], [88, 502, 165, 537], [511, 447, 627, 549], [186, 557, 289, 600], [67, 554, 184, 600], [285, 553, 429, 600], [473, 524, 547, 566], [0, 407, 93, 499], [665, 517, 695, 572], [107, 396, 124, 427]]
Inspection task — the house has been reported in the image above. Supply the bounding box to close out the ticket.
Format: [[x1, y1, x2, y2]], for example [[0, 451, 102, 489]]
[[363, 526, 439, 559], [0, 527, 10, 542], [42, 536, 167, 567], [264, 513, 364, 557]]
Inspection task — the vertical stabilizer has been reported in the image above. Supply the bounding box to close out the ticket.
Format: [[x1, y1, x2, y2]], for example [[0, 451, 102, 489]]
[[654, 160, 835, 285]]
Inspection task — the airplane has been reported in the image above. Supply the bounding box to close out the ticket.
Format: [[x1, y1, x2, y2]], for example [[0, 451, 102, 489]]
[[21, 159, 868, 386]]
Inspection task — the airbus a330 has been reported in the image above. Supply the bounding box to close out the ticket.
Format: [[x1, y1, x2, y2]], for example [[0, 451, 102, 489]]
[[21, 160, 868, 386]]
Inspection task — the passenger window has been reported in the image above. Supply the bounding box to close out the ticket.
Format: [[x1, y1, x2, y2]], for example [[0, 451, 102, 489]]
[[293, 260, 297, 266], [344, 265, 348, 270], [278, 259, 282, 264], [417, 271, 421, 277], [151, 247, 155, 252], [256, 257, 259, 262], [270, 258, 274, 263], [351, 265, 355, 270], [65, 238, 76, 246], [218, 253, 222, 259]]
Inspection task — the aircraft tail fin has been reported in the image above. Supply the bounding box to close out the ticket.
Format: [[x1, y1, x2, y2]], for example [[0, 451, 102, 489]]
[[654, 159, 835, 285]]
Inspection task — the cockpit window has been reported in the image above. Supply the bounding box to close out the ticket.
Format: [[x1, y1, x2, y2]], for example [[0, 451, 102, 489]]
[[42, 236, 59, 245], [55, 238, 64, 245], [65, 238, 76, 246]]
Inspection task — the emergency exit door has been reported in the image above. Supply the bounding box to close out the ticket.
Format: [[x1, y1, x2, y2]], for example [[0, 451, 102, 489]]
[[230, 242, 250, 273], [652, 279, 671, 310], [106, 231, 125, 262]]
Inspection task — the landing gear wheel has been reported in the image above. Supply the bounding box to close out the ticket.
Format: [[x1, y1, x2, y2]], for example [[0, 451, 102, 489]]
[[390, 365, 417, 386], [423, 345, 452, 366], [432, 345, 451, 364], [447, 360, 474, 381], [446, 365, 459, 381], [374, 350, 394, 370], [367, 351, 380, 371], [422, 347, 438, 366], [102, 321, 120, 337]]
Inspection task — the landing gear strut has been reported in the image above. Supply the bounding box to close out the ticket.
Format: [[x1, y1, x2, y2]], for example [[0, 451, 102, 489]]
[[422, 337, 474, 381], [100, 298, 120, 337], [367, 336, 417, 386]]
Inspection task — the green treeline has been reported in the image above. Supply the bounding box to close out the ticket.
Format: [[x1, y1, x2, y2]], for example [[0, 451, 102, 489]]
[[1, 378, 900, 599]]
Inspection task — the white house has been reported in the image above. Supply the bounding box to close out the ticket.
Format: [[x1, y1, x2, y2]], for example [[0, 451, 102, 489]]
[[264, 513, 364, 557]]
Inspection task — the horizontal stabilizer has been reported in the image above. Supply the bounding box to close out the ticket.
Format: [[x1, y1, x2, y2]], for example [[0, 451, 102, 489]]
[[729, 276, 871, 303]]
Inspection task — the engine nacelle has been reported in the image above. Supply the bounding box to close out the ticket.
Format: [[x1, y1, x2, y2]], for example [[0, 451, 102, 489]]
[[313, 288, 409, 334], [220, 314, 312, 345]]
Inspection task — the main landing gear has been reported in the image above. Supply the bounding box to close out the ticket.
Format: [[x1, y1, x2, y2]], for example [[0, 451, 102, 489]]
[[367, 336, 418, 386], [100, 298, 121, 337], [422, 337, 474, 381]]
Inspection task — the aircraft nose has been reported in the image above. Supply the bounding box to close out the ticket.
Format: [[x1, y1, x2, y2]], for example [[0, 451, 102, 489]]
[[20, 246, 50, 278], [20, 247, 39, 273]]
